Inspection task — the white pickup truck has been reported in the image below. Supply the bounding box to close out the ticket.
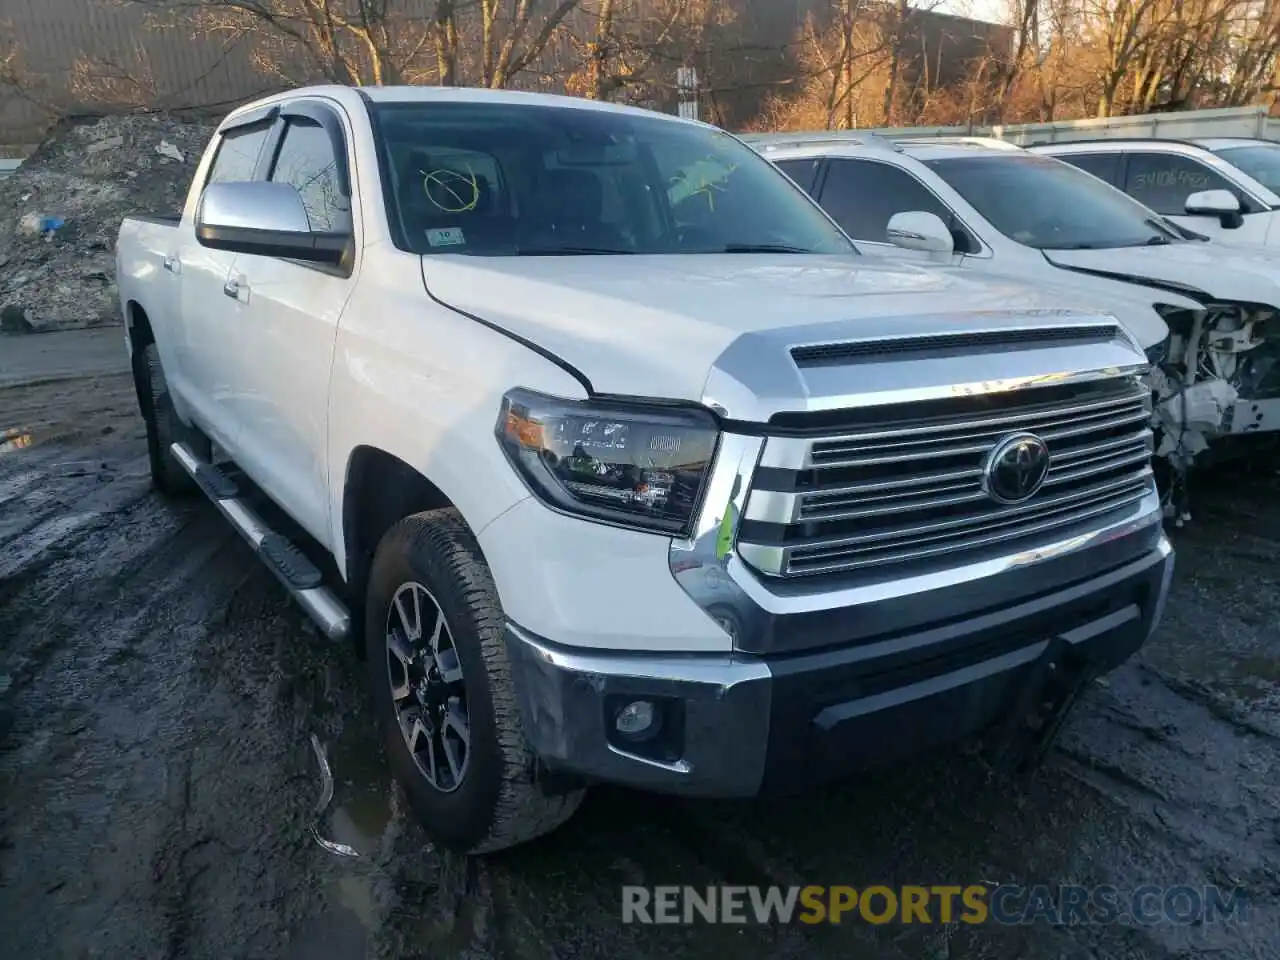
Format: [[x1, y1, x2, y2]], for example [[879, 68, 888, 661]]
[[116, 85, 1174, 854]]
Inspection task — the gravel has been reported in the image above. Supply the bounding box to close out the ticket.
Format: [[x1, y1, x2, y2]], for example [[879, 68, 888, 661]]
[[0, 114, 214, 334]]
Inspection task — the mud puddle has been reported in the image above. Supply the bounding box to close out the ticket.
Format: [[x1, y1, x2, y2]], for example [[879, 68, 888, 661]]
[[0, 331, 1277, 959]]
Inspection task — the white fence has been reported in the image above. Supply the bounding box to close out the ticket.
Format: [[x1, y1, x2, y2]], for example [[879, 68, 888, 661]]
[[743, 104, 1280, 147]]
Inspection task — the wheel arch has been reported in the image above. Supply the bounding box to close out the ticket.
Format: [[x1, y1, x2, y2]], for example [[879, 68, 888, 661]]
[[126, 302, 157, 423], [341, 445, 480, 654], [125, 300, 155, 353]]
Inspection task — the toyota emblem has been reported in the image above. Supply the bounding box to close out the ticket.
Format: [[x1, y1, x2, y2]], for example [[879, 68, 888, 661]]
[[983, 433, 1051, 504]]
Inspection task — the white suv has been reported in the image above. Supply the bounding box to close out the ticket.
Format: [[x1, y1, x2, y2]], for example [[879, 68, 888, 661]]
[[1030, 138, 1280, 249], [751, 134, 1280, 472]]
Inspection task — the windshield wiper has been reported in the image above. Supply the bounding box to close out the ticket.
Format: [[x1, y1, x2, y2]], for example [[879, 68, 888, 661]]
[[1142, 218, 1180, 244], [1143, 235, 1172, 246], [720, 243, 812, 254], [514, 245, 635, 256]]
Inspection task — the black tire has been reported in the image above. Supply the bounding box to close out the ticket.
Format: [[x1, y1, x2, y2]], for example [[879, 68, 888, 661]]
[[133, 343, 206, 497], [365, 509, 584, 854]]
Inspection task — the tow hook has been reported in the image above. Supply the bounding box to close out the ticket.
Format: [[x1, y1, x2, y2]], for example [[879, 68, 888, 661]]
[[986, 636, 1099, 775]]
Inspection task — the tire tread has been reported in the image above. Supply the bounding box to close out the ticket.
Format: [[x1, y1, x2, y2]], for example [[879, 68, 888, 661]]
[[374, 509, 583, 854], [137, 343, 200, 496]]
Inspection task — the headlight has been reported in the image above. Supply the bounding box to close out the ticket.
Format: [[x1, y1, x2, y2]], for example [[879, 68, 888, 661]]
[[495, 388, 720, 535]]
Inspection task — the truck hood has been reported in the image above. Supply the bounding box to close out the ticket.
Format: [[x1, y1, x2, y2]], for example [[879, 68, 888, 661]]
[[421, 253, 1125, 401], [939, 265, 1185, 349], [1042, 242, 1280, 306]]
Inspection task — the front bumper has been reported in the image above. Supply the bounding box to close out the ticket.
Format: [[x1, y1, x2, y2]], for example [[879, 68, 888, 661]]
[[506, 532, 1174, 797]]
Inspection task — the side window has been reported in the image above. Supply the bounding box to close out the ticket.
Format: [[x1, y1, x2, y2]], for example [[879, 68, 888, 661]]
[[206, 124, 270, 185], [1123, 152, 1253, 215], [268, 118, 351, 233], [1057, 152, 1121, 186], [775, 158, 820, 196], [819, 159, 978, 253]]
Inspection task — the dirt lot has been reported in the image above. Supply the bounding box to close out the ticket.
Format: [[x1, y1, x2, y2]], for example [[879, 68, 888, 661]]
[[1, 330, 1277, 960]]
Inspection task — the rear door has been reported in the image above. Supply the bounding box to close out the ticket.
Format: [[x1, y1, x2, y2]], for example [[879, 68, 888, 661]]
[[222, 101, 358, 545]]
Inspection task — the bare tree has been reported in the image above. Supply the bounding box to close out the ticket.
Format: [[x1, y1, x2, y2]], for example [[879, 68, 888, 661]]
[[569, 0, 705, 102], [991, 0, 1280, 121], [778, 0, 893, 129], [124, 0, 579, 88], [995, 0, 1039, 119]]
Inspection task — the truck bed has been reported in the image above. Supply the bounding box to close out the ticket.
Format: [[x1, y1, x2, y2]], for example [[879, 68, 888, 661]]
[[124, 214, 182, 227]]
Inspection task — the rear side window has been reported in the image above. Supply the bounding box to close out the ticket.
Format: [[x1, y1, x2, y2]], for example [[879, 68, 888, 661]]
[[1123, 152, 1256, 215], [819, 158, 979, 253], [206, 124, 270, 185], [775, 158, 821, 196], [1057, 152, 1122, 186], [1209, 144, 1280, 193], [269, 118, 351, 233]]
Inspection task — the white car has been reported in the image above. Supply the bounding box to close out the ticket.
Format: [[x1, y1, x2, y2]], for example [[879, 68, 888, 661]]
[[757, 134, 1280, 471], [1030, 138, 1280, 248], [114, 87, 1173, 854]]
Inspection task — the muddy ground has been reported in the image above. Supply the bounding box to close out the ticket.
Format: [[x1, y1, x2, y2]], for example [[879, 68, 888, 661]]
[[1, 330, 1277, 960]]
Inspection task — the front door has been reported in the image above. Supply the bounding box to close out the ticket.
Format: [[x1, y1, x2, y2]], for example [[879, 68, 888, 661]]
[[223, 110, 358, 546], [172, 121, 274, 451], [815, 158, 972, 264], [1123, 151, 1273, 246]]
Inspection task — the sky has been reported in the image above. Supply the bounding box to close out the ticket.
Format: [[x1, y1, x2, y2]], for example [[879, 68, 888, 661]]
[[935, 0, 1009, 25]]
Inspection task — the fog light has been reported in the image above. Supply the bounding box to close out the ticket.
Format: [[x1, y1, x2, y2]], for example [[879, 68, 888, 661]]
[[614, 699, 658, 739]]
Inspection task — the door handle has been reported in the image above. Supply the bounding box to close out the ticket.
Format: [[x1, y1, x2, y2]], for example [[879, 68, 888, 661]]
[[162, 254, 180, 274], [223, 277, 250, 303]]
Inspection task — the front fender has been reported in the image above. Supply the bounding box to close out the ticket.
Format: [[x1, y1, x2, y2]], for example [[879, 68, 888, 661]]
[[325, 259, 587, 582]]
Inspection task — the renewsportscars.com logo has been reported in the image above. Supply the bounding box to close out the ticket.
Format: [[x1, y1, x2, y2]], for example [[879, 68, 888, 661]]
[[621, 884, 1252, 927]]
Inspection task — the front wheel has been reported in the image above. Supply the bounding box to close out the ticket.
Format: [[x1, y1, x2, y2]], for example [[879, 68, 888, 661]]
[[365, 509, 584, 854]]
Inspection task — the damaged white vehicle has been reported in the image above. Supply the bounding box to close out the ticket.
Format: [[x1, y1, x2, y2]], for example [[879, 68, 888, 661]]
[[757, 135, 1280, 503]]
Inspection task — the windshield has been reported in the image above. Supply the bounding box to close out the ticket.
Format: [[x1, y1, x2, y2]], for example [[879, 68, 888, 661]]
[[925, 153, 1182, 250], [1212, 144, 1280, 194], [371, 101, 855, 256]]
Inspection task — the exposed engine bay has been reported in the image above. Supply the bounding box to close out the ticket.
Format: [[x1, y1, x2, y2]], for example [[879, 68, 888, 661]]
[[1149, 303, 1280, 519]]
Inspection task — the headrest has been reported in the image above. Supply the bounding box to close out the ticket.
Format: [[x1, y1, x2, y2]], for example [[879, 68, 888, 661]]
[[540, 168, 603, 221]]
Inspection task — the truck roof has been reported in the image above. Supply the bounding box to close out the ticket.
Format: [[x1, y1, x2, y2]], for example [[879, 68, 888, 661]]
[[227, 83, 706, 127]]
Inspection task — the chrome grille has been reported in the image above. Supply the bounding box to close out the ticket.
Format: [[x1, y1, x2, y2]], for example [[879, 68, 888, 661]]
[[737, 377, 1156, 579]]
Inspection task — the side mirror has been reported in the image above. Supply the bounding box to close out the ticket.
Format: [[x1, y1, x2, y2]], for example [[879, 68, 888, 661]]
[[1184, 189, 1244, 229], [195, 181, 349, 265], [886, 211, 955, 255]]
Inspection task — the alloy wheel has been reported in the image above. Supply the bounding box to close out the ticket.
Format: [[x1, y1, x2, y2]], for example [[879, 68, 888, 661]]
[[384, 581, 470, 793]]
